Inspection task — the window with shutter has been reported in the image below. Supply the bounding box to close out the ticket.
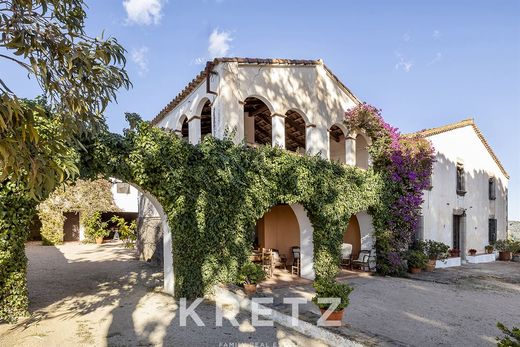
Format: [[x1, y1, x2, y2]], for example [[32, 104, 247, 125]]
[[489, 178, 496, 200], [488, 218, 497, 244], [456, 163, 466, 196]]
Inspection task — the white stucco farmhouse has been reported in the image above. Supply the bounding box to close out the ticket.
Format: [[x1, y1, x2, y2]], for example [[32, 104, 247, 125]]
[[411, 119, 509, 262], [143, 58, 508, 290]]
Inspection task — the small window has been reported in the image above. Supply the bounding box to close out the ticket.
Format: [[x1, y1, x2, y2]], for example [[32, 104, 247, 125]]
[[489, 177, 496, 200], [488, 218, 497, 244], [456, 163, 466, 195], [116, 183, 130, 194]]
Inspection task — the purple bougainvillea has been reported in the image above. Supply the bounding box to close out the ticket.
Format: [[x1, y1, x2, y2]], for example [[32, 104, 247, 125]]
[[345, 103, 435, 275]]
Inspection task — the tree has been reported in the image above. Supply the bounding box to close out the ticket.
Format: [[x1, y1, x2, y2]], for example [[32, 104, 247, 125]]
[[0, 0, 131, 198]]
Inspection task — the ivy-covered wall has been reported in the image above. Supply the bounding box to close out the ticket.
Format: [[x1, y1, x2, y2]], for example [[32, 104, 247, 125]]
[[0, 180, 36, 321], [85, 118, 384, 297]]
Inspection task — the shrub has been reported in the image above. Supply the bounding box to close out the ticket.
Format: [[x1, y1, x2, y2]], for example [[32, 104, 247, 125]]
[[312, 278, 353, 311], [496, 322, 520, 347], [485, 245, 494, 252], [494, 240, 516, 252], [110, 216, 137, 248], [84, 211, 109, 241], [406, 249, 428, 269], [419, 240, 450, 260], [237, 262, 265, 285]]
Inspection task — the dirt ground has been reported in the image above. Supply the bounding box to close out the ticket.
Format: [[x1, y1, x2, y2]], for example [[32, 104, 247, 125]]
[[260, 261, 520, 346], [0, 242, 327, 347]]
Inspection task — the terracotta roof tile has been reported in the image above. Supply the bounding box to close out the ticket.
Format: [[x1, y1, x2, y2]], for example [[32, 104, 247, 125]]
[[406, 119, 509, 179], [151, 57, 360, 125]]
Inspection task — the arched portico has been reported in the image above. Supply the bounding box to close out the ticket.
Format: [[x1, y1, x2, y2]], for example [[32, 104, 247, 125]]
[[329, 123, 347, 163], [253, 203, 314, 280]]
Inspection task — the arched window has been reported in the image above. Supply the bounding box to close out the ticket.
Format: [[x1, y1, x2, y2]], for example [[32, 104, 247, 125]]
[[243, 97, 272, 146], [180, 116, 189, 141], [285, 110, 306, 153], [329, 124, 346, 163], [200, 100, 212, 139]]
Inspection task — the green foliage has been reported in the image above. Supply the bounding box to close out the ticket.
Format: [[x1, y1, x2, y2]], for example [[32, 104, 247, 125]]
[[84, 211, 109, 241], [0, 179, 36, 322], [110, 216, 137, 248], [406, 249, 428, 269], [312, 278, 353, 311], [237, 262, 265, 285], [485, 245, 494, 252], [81, 119, 383, 298], [494, 239, 517, 252], [0, 1, 130, 198], [419, 240, 450, 260], [37, 178, 119, 245], [496, 322, 520, 347]]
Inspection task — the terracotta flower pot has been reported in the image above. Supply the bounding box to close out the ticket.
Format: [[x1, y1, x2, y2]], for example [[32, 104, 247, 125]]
[[469, 251, 477, 256], [319, 308, 345, 322], [425, 259, 436, 272], [485, 248, 494, 254], [499, 251, 512, 261], [409, 267, 422, 274], [95, 237, 104, 245], [243, 283, 257, 294], [449, 249, 460, 258]]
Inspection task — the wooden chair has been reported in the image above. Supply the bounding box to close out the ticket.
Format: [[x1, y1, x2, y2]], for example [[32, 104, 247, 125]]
[[261, 248, 274, 278], [351, 250, 374, 271], [291, 246, 301, 276], [291, 258, 300, 276], [271, 249, 287, 269], [340, 243, 353, 269]]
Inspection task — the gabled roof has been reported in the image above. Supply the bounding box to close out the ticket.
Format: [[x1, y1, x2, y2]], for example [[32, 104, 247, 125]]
[[151, 57, 360, 125], [407, 118, 509, 179]]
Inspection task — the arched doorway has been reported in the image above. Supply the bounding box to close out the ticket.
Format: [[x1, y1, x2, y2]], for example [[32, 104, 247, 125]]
[[285, 110, 306, 153], [255, 204, 300, 266], [343, 215, 361, 257], [356, 134, 369, 169], [200, 99, 212, 139], [329, 124, 346, 163], [243, 97, 272, 146]]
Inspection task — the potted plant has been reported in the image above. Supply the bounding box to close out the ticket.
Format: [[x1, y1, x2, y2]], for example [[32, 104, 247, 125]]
[[468, 248, 477, 256], [420, 240, 449, 272], [237, 262, 265, 294], [494, 240, 514, 261], [84, 211, 109, 244], [406, 249, 428, 274], [449, 249, 461, 258], [312, 278, 353, 322], [485, 245, 494, 254]]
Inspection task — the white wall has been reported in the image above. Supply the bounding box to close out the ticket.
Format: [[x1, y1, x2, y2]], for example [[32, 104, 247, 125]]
[[421, 126, 508, 254], [111, 183, 139, 213], [155, 61, 360, 161]]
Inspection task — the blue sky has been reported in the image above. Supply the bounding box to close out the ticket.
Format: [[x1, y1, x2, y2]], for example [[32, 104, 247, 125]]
[[2, 0, 519, 219]]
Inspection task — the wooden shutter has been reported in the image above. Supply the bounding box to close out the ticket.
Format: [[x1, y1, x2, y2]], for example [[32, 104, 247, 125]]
[[488, 219, 497, 244]]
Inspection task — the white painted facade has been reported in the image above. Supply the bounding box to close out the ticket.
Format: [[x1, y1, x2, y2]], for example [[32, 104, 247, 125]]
[[110, 182, 139, 213], [418, 122, 509, 258]]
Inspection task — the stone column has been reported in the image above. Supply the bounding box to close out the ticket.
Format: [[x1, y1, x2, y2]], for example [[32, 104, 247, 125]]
[[345, 136, 356, 166], [271, 113, 286, 148], [244, 111, 255, 145], [188, 116, 201, 144], [306, 125, 327, 159]]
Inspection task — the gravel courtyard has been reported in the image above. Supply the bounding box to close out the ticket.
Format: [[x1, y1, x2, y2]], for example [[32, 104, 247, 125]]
[[261, 261, 520, 346], [0, 242, 326, 347]]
